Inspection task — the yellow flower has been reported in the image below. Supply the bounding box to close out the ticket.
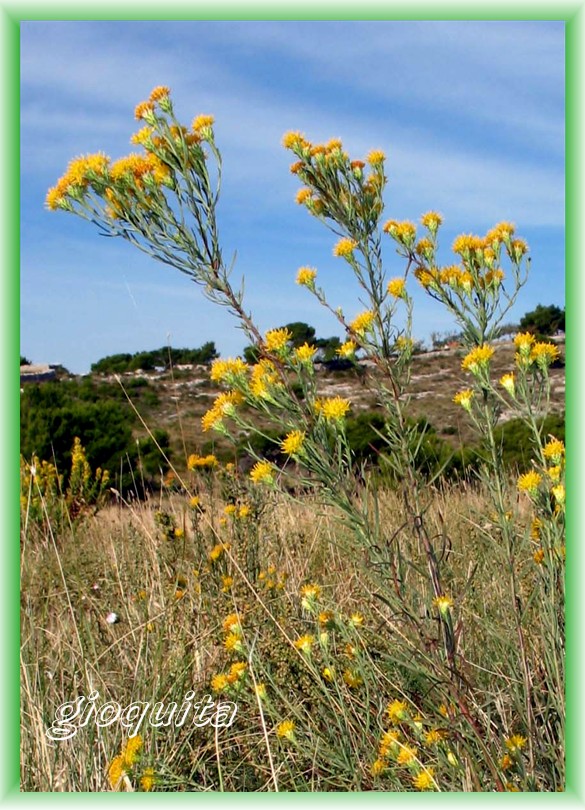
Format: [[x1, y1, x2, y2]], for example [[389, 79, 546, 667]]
[[485, 268, 505, 287], [349, 612, 364, 627], [173, 528, 184, 540], [452, 233, 485, 255], [238, 504, 251, 519], [415, 238, 434, 260], [276, 720, 296, 740], [350, 310, 375, 336], [337, 340, 357, 359], [396, 745, 418, 766], [333, 237, 358, 258], [453, 389, 474, 412], [222, 613, 242, 635], [188, 453, 218, 470], [211, 673, 229, 692], [517, 471, 542, 495], [296, 266, 317, 287], [547, 465, 562, 483], [295, 187, 313, 204], [149, 85, 170, 102], [281, 430, 305, 456], [383, 220, 417, 246], [510, 238, 529, 260], [387, 278, 406, 299], [543, 438, 565, 463], [432, 595, 453, 614], [294, 634, 315, 653], [228, 661, 247, 683], [379, 730, 401, 758], [189, 495, 201, 509], [123, 734, 143, 767], [530, 517, 542, 540], [210, 357, 248, 384], [367, 149, 385, 165], [371, 758, 386, 777], [552, 484, 565, 506], [387, 699, 409, 725], [343, 669, 363, 688], [255, 683, 267, 699], [140, 767, 155, 792], [322, 666, 335, 682], [250, 460, 275, 485], [192, 114, 215, 132], [424, 729, 448, 746], [415, 266, 440, 290], [264, 327, 292, 354], [317, 396, 351, 422], [501, 754, 514, 771], [531, 342, 560, 368], [225, 633, 244, 653], [221, 575, 234, 592], [421, 211, 443, 232], [461, 345, 495, 375], [486, 221, 516, 244], [108, 755, 126, 790], [209, 542, 230, 561], [505, 735, 527, 752], [294, 343, 317, 364], [500, 373, 516, 396], [413, 769, 436, 791], [514, 332, 535, 355], [134, 100, 155, 121], [282, 130, 308, 150], [533, 549, 545, 565]]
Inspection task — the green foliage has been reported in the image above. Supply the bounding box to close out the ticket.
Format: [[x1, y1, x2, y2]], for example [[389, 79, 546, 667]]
[[490, 413, 565, 471], [91, 342, 219, 374], [519, 304, 565, 337], [20, 379, 169, 493], [20, 355, 31, 366]]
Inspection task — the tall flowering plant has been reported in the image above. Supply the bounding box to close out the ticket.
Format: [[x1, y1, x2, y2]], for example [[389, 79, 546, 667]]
[[47, 86, 564, 790]]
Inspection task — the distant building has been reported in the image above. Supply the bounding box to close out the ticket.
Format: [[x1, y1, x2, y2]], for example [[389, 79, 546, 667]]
[[20, 364, 57, 385]]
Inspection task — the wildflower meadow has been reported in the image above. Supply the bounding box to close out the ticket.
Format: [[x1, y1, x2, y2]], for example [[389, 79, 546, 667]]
[[21, 86, 565, 792]]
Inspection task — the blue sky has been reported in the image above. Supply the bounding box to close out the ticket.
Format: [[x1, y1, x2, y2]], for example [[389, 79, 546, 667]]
[[20, 20, 565, 373]]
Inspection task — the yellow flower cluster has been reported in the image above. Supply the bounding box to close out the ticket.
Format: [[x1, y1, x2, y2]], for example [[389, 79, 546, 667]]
[[107, 735, 143, 791], [517, 470, 542, 495], [333, 237, 358, 258], [337, 340, 357, 358], [201, 391, 244, 432], [276, 720, 296, 740], [350, 310, 375, 336], [250, 359, 280, 398], [296, 266, 317, 288], [281, 430, 305, 456], [294, 634, 315, 653], [211, 661, 247, 693], [453, 389, 474, 412], [264, 327, 292, 354], [383, 220, 417, 247], [209, 541, 231, 562], [250, 460, 275, 485], [294, 343, 317, 364], [461, 345, 495, 375], [387, 278, 406, 299], [210, 357, 248, 384], [187, 453, 218, 470], [315, 396, 351, 422]]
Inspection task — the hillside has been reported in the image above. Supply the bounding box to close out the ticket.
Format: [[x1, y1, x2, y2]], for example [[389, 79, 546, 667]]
[[92, 338, 565, 467]]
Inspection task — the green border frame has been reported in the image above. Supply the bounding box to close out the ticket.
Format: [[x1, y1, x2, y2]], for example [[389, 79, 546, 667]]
[[5, 5, 581, 803]]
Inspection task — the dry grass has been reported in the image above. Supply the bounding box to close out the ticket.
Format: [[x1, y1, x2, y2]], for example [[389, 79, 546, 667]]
[[21, 475, 562, 792]]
